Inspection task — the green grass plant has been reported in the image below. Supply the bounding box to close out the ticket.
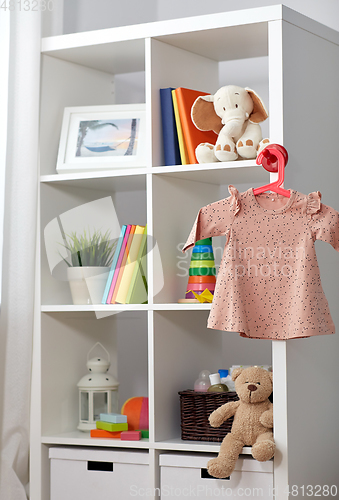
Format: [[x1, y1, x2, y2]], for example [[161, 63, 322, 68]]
[[61, 229, 117, 267]]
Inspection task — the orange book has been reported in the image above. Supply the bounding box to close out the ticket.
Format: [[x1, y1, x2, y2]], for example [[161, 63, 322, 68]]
[[90, 429, 121, 438], [111, 225, 136, 303], [172, 89, 189, 165], [175, 87, 218, 164]]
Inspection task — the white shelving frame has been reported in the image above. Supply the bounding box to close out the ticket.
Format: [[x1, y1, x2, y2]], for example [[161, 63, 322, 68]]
[[31, 5, 339, 500]]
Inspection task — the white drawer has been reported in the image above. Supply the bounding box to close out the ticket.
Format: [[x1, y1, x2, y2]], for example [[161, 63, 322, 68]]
[[160, 453, 273, 500], [49, 447, 149, 500]]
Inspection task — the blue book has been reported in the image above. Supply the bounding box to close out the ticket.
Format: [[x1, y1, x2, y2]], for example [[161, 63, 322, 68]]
[[101, 225, 127, 304], [160, 88, 181, 166], [100, 413, 128, 424]]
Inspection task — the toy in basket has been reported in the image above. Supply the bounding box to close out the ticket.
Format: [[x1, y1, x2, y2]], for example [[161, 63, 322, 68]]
[[179, 237, 216, 303]]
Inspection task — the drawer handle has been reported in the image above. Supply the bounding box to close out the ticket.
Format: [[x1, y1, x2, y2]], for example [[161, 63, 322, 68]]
[[201, 468, 230, 480], [87, 461, 113, 472]]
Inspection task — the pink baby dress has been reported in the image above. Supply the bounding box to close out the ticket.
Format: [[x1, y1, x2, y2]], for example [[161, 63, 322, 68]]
[[183, 186, 339, 339]]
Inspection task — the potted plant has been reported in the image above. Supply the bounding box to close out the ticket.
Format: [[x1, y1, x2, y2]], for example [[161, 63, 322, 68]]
[[61, 229, 117, 305]]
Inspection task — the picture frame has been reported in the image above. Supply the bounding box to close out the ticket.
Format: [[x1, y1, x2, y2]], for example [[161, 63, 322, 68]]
[[56, 104, 147, 174]]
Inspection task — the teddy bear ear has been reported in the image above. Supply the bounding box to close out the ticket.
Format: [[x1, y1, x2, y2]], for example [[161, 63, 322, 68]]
[[231, 368, 243, 381], [245, 87, 269, 124], [191, 95, 223, 134]]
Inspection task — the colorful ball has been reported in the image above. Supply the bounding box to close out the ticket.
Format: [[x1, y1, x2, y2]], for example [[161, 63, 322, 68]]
[[121, 397, 149, 430]]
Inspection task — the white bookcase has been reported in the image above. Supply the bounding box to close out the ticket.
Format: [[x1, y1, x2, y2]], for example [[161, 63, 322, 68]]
[[31, 5, 339, 499]]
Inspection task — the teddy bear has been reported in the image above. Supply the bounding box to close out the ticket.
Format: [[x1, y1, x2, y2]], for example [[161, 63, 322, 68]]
[[191, 85, 270, 163], [207, 366, 275, 479]]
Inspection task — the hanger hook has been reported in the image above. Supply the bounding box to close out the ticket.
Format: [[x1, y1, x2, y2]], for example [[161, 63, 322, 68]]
[[257, 144, 288, 173], [253, 143, 290, 197]]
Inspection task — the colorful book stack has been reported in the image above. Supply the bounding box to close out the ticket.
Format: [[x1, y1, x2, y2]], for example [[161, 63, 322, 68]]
[[160, 87, 217, 165], [90, 413, 128, 439], [90, 412, 149, 441], [101, 224, 147, 305], [180, 238, 216, 303]]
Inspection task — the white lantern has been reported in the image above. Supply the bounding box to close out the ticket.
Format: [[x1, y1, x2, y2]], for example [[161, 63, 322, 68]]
[[77, 342, 119, 432]]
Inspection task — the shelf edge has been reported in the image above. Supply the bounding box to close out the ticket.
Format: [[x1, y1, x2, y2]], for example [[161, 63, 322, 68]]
[[41, 5, 284, 53]]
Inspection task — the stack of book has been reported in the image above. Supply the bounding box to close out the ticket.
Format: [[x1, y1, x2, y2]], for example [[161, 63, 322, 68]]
[[101, 224, 147, 305], [160, 87, 217, 166], [90, 412, 149, 441], [90, 413, 128, 438]]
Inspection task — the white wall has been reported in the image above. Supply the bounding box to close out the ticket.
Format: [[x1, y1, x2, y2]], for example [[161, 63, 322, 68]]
[[62, 0, 158, 35], [157, 0, 339, 31], [46, 0, 339, 36]]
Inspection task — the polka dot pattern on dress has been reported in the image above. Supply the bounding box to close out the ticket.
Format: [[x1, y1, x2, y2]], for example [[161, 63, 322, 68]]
[[182, 185, 339, 340]]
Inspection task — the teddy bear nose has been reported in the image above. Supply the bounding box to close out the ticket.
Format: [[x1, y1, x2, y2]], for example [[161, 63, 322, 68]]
[[247, 384, 257, 392]]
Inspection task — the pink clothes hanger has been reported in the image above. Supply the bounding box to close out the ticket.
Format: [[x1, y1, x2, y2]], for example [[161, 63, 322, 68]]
[[253, 144, 290, 198]]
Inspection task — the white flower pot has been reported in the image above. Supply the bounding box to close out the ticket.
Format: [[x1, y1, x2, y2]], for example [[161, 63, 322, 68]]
[[67, 267, 109, 305]]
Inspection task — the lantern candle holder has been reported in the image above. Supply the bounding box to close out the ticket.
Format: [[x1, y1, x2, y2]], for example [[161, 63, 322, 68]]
[[77, 342, 119, 432]]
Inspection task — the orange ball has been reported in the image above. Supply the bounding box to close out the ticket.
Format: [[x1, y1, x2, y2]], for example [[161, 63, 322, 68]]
[[121, 397, 149, 431]]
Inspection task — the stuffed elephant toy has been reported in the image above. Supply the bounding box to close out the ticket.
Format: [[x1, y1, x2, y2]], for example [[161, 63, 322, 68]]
[[191, 85, 269, 163]]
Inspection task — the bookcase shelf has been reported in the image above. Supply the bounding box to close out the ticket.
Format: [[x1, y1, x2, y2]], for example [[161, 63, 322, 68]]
[[40, 169, 150, 191], [41, 304, 211, 313], [152, 161, 269, 185], [41, 304, 149, 313], [41, 432, 252, 454], [41, 431, 151, 449], [31, 5, 339, 500], [41, 162, 268, 189]]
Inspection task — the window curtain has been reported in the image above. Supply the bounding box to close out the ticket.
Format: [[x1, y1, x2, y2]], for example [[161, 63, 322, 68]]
[[0, 9, 41, 500]]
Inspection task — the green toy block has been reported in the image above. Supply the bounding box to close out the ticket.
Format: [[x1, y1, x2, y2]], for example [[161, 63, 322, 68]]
[[195, 238, 212, 245], [96, 421, 128, 432], [189, 267, 216, 276], [190, 260, 215, 268], [191, 252, 214, 261]]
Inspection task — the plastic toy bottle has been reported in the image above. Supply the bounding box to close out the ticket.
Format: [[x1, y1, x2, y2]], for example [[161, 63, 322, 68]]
[[218, 369, 235, 391], [207, 373, 228, 392], [194, 370, 211, 392]]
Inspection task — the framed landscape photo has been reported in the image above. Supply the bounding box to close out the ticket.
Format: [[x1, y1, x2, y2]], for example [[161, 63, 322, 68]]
[[56, 104, 147, 174]]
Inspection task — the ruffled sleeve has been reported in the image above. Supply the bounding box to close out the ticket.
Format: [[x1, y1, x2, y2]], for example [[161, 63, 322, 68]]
[[306, 191, 322, 216], [182, 186, 240, 253], [228, 185, 241, 216], [307, 192, 339, 251]]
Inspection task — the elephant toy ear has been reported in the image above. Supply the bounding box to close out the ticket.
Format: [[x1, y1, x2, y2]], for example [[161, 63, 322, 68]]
[[191, 95, 223, 134], [245, 88, 269, 123]]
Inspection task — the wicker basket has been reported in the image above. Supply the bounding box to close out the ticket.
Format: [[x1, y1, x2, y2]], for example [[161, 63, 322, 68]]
[[178, 390, 239, 442]]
